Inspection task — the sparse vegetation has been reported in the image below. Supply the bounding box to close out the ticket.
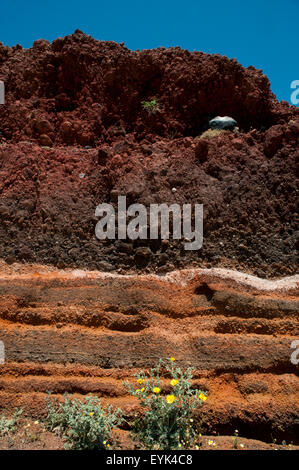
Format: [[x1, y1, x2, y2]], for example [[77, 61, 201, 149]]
[[141, 98, 160, 114], [233, 429, 239, 449], [46, 393, 123, 450], [0, 409, 23, 436], [0, 389, 297, 450], [124, 357, 207, 450], [199, 129, 227, 139]]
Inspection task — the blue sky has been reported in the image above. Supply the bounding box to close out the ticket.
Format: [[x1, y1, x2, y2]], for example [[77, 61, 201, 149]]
[[1, 0, 298, 103]]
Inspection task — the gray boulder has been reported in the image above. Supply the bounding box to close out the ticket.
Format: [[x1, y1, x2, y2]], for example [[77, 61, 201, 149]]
[[209, 116, 237, 130]]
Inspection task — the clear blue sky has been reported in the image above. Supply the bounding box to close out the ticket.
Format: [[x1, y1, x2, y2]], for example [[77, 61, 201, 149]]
[[1, 0, 298, 103]]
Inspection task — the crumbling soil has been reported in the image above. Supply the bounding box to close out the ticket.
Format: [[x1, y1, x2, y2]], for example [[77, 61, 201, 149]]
[[0, 30, 298, 276]]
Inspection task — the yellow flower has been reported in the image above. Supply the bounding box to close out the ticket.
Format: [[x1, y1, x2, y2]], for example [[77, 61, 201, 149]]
[[170, 379, 178, 387], [152, 387, 161, 394], [170, 357, 175, 362], [166, 394, 175, 404], [141, 387, 145, 392], [137, 378, 145, 384], [198, 393, 207, 401], [89, 412, 94, 417]]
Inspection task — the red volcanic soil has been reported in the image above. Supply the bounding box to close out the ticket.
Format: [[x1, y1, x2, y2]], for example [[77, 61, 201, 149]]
[[0, 30, 298, 275]]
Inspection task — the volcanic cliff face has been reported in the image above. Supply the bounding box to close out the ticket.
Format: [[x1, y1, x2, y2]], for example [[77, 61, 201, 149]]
[[0, 31, 298, 444], [0, 29, 294, 143], [0, 31, 298, 276]]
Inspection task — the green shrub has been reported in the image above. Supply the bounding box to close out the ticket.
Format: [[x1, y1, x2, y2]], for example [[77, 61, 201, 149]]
[[124, 357, 207, 450], [0, 409, 23, 436], [46, 393, 123, 450], [141, 98, 160, 114]]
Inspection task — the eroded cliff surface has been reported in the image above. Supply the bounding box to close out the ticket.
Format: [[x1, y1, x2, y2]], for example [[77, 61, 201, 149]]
[[0, 31, 298, 275], [0, 32, 298, 444]]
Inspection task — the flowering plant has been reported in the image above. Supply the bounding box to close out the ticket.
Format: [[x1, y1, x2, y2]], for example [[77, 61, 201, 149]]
[[124, 357, 207, 450]]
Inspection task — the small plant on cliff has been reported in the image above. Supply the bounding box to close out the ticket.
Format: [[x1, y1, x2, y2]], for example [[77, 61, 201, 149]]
[[124, 357, 207, 450], [0, 409, 23, 436], [46, 393, 123, 450], [141, 98, 160, 115]]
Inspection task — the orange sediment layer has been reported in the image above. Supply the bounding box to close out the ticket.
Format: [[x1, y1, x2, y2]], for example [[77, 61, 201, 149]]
[[0, 262, 298, 442]]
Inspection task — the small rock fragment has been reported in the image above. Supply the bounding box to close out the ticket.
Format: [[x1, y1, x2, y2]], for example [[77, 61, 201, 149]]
[[39, 134, 52, 146]]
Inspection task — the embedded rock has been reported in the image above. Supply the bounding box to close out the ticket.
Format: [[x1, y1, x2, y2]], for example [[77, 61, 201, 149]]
[[209, 116, 237, 130]]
